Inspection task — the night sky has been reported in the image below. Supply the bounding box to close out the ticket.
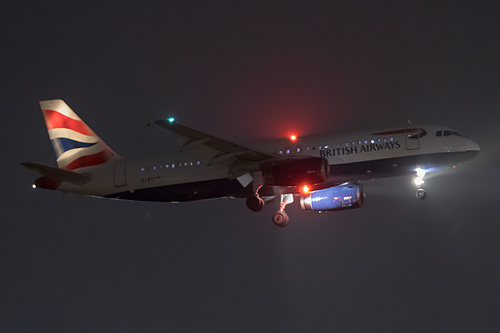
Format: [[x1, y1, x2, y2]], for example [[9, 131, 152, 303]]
[[2, 1, 500, 331]]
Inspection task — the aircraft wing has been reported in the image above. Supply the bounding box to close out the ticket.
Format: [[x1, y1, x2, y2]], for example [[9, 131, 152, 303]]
[[154, 119, 277, 165]]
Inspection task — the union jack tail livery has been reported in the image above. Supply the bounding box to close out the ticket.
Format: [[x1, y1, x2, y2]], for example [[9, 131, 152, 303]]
[[40, 99, 120, 171]]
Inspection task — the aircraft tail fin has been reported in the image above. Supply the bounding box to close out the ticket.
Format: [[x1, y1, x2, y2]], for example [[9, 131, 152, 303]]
[[39, 99, 120, 171]]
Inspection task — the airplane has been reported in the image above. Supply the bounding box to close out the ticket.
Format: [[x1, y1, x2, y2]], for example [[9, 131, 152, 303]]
[[22, 99, 480, 227]]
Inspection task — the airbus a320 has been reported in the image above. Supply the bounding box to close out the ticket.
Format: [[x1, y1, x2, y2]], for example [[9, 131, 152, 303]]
[[22, 100, 480, 227]]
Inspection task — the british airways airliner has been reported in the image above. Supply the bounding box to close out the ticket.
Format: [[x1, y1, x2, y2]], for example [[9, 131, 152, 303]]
[[23, 100, 480, 227]]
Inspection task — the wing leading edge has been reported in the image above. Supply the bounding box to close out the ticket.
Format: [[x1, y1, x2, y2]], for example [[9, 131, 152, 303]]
[[154, 119, 276, 163]]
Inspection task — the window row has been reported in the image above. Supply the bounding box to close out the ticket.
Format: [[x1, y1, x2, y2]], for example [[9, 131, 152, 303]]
[[140, 161, 203, 172], [276, 137, 394, 155]]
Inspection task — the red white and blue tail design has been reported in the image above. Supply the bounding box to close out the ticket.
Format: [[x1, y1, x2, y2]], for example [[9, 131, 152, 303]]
[[40, 99, 120, 171]]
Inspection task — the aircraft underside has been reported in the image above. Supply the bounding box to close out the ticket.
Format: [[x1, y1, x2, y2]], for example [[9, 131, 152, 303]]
[[107, 150, 476, 201]]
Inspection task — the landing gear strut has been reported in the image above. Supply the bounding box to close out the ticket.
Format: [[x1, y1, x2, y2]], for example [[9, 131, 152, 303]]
[[272, 194, 293, 228], [415, 167, 427, 200]]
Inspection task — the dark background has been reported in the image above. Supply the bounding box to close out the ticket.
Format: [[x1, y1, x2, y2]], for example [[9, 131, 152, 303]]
[[2, 1, 499, 331]]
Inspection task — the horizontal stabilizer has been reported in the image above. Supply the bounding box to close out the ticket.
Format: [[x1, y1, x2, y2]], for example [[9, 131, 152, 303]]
[[21, 162, 91, 185]]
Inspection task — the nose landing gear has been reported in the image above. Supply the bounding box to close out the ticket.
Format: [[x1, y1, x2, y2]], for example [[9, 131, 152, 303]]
[[415, 167, 427, 200], [416, 188, 427, 200]]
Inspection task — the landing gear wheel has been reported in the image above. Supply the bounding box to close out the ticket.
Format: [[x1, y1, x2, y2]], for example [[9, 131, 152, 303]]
[[246, 196, 264, 212], [272, 211, 289, 228], [416, 189, 427, 200]]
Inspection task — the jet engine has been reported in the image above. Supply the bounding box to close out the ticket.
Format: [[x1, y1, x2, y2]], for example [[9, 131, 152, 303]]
[[300, 184, 364, 211], [262, 157, 329, 186]]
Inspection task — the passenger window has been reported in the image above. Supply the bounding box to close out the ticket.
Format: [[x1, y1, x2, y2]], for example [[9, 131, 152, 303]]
[[436, 131, 442, 137], [444, 130, 452, 136]]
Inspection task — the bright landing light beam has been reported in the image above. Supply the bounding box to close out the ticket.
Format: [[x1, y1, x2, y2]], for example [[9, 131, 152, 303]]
[[415, 167, 426, 186]]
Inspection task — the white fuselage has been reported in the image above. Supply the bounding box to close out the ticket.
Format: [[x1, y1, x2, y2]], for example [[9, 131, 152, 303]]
[[55, 124, 480, 201]]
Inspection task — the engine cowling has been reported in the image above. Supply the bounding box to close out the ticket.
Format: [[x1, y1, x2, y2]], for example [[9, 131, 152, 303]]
[[300, 184, 364, 211], [262, 157, 329, 186]]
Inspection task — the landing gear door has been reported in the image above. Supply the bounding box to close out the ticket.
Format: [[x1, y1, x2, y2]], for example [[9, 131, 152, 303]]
[[113, 161, 127, 187], [405, 128, 420, 150]]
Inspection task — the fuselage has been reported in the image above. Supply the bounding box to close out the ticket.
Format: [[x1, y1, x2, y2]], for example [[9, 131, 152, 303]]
[[55, 124, 480, 201]]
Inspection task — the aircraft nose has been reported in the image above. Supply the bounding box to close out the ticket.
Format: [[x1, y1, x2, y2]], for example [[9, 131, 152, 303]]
[[466, 139, 480, 152]]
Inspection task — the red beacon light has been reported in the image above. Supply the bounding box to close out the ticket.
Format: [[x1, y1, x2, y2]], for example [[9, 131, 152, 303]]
[[302, 185, 309, 193], [290, 134, 297, 142]]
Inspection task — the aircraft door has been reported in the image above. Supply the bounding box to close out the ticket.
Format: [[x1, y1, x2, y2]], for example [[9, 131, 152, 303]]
[[113, 161, 127, 187], [405, 128, 420, 150]]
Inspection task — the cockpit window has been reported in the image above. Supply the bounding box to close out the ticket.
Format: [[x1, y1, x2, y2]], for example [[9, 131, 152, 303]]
[[439, 130, 461, 137], [444, 130, 461, 136]]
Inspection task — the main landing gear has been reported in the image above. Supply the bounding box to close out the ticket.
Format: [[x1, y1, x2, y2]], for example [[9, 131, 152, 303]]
[[246, 195, 264, 212], [246, 189, 293, 228], [415, 167, 427, 200], [246, 185, 265, 212], [272, 194, 294, 228]]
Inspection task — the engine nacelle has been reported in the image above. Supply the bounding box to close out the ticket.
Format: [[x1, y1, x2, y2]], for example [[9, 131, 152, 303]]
[[300, 184, 364, 211], [262, 157, 329, 186]]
